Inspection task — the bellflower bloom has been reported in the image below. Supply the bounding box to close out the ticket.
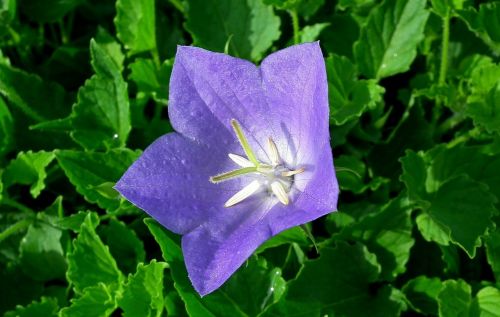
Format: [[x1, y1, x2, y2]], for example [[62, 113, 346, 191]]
[[115, 42, 339, 296]]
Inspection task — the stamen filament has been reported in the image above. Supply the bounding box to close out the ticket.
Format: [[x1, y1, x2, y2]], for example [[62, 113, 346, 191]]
[[281, 167, 305, 177], [224, 180, 261, 207], [271, 181, 289, 205], [231, 119, 259, 165], [228, 153, 254, 168], [210, 167, 257, 183], [267, 137, 280, 166]]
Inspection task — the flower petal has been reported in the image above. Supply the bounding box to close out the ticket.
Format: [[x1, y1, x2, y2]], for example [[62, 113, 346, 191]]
[[183, 187, 336, 297], [115, 133, 243, 234], [260, 41, 330, 167], [182, 202, 282, 296], [169, 46, 266, 157], [170, 44, 331, 168]]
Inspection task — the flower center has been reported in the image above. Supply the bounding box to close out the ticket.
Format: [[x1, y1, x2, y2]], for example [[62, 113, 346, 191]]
[[210, 119, 305, 208]]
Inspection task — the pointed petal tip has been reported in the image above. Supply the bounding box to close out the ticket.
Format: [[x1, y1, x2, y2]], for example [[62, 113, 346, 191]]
[[113, 176, 126, 197], [189, 274, 220, 297]]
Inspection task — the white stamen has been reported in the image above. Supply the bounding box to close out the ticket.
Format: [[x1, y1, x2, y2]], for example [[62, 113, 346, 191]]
[[281, 167, 305, 177], [212, 119, 305, 208], [267, 137, 280, 166], [228, 153, 254, 168], [271, 181, 289, 205], [224, 180, 261, 207]]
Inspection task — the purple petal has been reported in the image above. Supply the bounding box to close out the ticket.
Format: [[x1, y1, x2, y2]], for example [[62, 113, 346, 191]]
[[182, 202, 293, 296], [260, 42, 330, 167], [115, 133, 243, 234]]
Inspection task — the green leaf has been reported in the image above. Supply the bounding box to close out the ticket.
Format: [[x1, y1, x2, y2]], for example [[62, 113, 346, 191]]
[[476, 286, 500, 317], [67, 214, 123, 293], [402, 276, 442, 315], [264, 0, 324, 17], [55, 149, 139, 211], [402, 145, 499, 256], [400, 150, 430, 203], [0, 95, 13, 156], [185, 0, 281, 61], [19, 217, 66, 282], [336, 198, 414, 280], [325, 212, 356, 233], [99, 219, 145, 274], [0, 263, 44, 314], [466, 82, 500, 135], [457, 3, 500, 54], [320, 14, 360, 59], [60, 283, 117, 317], [4, 297, 58, 317], [430, 0, 464, 17], [70, 40, 130, 150], [263, 242, 406, 316], [32, 40, 130, 150], [326, 54, 385, 125], [0, 0, 16, 34], [485, 228, 500, 284], [437, 280, 472, 317], [118, 260, 168, 317], [369, 105, 435, 180], [145, 219, 284, 317], [461, 59, 500, 134], [19, 0, 82, 23], [3, 151, 55, 198], [0, 170, 3, 201], [300, 23, 329, 42], [0, 64, 71, 124], [335, 155, 388, 193], [55, 211, 100, 233], [425, 145, 500, 199], [115, 0, 156, 55], [436, 282, 500, 317], [95, 27, 126, 72], [415, 213, 451, 246], [129, 58, 172, 102], [354, 0, 429, 79], [219, 257, 286, 316], [428, 176, 496, 257]]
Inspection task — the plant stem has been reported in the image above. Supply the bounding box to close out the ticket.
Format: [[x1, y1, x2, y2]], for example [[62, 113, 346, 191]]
[[438, 9, 450, 86], [2, 198, 35, 214], [169, 0, 185, 14], [151, 46, 161, 69], [59, 20, 69, 44], [289, 9, 300, 45], [0, 218, 32, 243]]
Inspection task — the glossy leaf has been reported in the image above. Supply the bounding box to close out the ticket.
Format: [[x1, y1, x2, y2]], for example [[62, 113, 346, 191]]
[[354, 0, 429, 79], [55, 149, 140, 211], [67, 214, 123, 293], [185, 0, 280, 61], [118, 260, 167, 317], [3, 151, 55, 198], [263, 242, 406, 316], [115, 0, 156, 55]]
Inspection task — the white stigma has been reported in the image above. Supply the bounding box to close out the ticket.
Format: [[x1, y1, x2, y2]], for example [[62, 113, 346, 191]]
[[210, 119, 305, 208]]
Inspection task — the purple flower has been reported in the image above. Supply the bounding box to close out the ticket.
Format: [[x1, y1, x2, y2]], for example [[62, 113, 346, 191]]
[[115, 42, 339, 296]]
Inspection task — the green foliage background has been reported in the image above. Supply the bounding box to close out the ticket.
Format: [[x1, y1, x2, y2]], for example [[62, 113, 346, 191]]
[[0, 0, 500, 316]]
